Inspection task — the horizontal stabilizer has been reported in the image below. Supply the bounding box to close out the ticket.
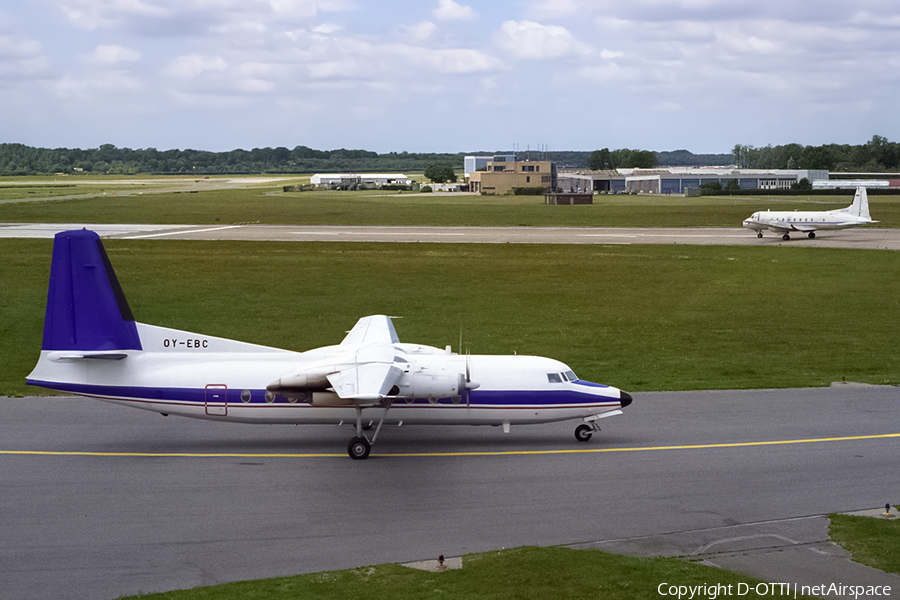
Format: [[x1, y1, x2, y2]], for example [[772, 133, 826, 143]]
[[47, 351, 129, 361]]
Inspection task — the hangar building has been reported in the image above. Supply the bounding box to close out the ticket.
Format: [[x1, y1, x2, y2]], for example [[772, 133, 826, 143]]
[[557, 168, 829, 194], [311, 173, 410, 189]]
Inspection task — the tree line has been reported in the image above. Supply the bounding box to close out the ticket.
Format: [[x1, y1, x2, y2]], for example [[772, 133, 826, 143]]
[[2, 138, 894, 176], [733, 136, 899, 171], [0, 143, 729, 176], [0, 143, 471, 176]]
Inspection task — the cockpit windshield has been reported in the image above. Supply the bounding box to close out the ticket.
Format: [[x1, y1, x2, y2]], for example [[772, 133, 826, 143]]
[[548, 370, 578, 383]]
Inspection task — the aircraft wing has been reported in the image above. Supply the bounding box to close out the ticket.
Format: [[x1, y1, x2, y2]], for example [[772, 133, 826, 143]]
[[331, 324, 404, 400], [327, 363, 403, 401], [340, 315, 400, 346]]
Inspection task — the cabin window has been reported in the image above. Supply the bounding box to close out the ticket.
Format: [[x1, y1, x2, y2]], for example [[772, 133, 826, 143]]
[[241, 389, 252, 403], [547, 373, 562, 383]]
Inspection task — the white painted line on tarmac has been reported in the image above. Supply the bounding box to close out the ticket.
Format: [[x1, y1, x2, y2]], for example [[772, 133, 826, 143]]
[[123, 225, 243, 239]]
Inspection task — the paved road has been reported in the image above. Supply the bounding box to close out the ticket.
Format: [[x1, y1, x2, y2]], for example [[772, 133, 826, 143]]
[[2, 222, 899, 249], [2, 384, 897, 599]]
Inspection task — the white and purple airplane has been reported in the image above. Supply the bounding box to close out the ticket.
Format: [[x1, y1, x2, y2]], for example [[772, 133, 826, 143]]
[[742, 186, 875, 241], [27, 229, 632, 459]]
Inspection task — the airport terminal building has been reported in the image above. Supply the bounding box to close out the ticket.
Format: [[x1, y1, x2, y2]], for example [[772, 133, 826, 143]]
[[463, 155, 840, 195]]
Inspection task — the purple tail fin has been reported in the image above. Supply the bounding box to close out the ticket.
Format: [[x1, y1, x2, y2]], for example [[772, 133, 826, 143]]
[[41, 229, 142, 351]]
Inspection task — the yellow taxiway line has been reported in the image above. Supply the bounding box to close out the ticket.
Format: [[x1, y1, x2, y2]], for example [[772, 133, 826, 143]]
[[1, 432, 897, 459]]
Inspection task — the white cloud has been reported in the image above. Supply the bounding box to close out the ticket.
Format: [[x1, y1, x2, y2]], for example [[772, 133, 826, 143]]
[[59, 0, 170, 30], [164, 54, 228, 79], [493, 20, 582, 59], [404, 21, 437, 42], [416, 47, 498, 74], [55, 0, 352, 36], [0, 31, 50, 83], [312, 22, 343, 35], [433, 0, 475, 21], [92, 44, 142, 64]]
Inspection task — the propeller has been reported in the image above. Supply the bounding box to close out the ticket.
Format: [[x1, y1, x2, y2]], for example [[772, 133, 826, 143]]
[[457, 330, 480, 405]]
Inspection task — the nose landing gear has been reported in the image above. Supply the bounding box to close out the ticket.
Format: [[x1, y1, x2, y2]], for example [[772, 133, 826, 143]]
[[575, 423, 597, 442]]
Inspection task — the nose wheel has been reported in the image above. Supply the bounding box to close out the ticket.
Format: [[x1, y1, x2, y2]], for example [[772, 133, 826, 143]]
[[575, 424, 594, 442]]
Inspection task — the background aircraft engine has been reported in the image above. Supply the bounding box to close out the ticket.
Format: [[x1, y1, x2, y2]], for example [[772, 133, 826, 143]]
[[396, 372, 461, 399]]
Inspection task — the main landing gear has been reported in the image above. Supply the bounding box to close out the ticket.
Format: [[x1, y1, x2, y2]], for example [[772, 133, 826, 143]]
[[347, 401, 392, 459], [348, 436, 371, 459]]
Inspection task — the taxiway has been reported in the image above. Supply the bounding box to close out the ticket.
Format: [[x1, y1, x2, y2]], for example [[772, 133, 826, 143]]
[[1, 384, 897, 599]]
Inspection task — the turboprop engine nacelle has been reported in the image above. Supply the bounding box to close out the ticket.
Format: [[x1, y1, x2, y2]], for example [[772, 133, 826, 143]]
[[266, 369, 332, 399], [395, 372, 462, 399]]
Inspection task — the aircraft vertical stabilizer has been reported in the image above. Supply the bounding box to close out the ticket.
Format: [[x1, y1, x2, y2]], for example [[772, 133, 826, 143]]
[[41, 229, 142, 352], [850, 186, 871, 220]]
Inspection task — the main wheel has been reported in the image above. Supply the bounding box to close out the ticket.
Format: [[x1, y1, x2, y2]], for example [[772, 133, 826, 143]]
[[574, 424, 593, 442], [808, 232, 816, 239], [348, 436, 371, 459], [757, 232, 763, 238], [782, 233, 790, 241]]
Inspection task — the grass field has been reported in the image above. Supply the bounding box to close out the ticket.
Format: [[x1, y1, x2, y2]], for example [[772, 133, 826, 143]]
[[116, 545, 818, 600], [829, 514, 900, 576], [2, 175, 899, 227], [6, 239, 898, 397]]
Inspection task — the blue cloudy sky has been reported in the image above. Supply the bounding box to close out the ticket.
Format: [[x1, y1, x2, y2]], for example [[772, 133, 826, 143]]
[[2, 0, 899, 153]]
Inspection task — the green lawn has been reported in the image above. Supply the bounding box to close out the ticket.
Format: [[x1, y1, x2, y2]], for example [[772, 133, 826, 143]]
[[829, 514, 900, 575], [2, 178, 899, 227], [116, 545, 818, 600], [7, 240, 899, 397]]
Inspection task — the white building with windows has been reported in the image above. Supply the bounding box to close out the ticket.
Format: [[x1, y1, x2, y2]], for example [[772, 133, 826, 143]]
[[310, 173, 410, 188]]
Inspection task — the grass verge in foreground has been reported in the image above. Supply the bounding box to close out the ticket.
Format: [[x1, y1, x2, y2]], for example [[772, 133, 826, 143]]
[[116, 546, 817, 600], [4, 240, 899, 396], [829, 514, 900, 575]]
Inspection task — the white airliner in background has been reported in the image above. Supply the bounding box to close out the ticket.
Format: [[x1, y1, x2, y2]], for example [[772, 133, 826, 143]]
[[742, 186, 875, 240], [28, 229, 631, 459]]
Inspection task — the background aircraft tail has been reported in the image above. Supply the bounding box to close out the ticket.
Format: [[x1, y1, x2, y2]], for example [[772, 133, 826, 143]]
[[848, 186, 871, 220], [40, 229, 143, 352]]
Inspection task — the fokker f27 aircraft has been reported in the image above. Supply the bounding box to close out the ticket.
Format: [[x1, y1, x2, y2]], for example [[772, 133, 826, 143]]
[[27, 229, 632, 459], [742, 186, 875, 240]]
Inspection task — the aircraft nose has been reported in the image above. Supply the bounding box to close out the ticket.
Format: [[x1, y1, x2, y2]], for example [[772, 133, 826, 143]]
[[620, 391, 633, 407]]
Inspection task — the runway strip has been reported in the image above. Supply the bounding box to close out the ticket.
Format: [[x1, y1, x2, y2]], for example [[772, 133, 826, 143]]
[[2, 222, 899, 249], [4, 431, 897, 459]]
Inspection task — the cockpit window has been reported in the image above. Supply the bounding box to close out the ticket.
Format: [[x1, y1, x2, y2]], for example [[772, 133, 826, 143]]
[[549, 371, 578, 383]]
